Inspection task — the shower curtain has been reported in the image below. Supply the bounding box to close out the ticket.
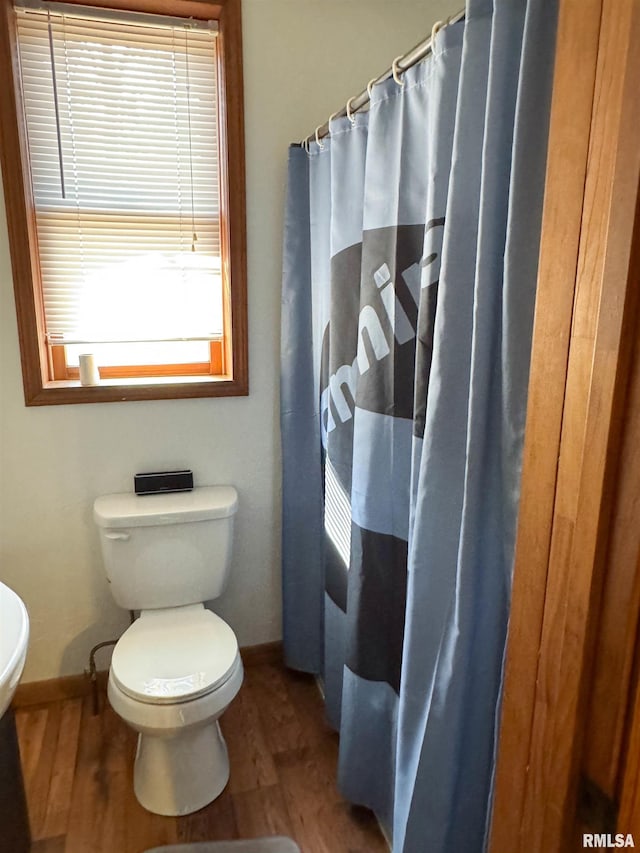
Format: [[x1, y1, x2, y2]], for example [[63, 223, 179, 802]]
[[280, 1, 558, 850]]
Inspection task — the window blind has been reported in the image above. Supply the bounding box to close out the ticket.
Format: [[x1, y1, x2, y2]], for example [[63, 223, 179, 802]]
[[16, 5, 223, 346]]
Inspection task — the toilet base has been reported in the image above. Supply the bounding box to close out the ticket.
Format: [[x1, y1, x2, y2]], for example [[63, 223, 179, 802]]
[[134, 720, 230, 816]]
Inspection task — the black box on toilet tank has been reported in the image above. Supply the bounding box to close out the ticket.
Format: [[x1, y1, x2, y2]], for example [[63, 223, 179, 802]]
[[134, 470, 194, 495]]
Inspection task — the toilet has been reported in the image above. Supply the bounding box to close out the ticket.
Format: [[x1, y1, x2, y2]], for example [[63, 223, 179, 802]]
[[93, 486, 243, 817]]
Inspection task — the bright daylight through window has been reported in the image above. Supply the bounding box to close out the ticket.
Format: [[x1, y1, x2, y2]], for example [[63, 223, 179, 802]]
[[0, 0, 247, 404]]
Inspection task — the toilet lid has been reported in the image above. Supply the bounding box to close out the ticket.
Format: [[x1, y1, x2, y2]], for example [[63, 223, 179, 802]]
[[111, 606, 239, 704]]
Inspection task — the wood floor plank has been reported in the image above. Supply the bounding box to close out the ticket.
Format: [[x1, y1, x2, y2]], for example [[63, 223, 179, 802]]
[[175, 788, 238, 843], [318, 801, 389, 853], [275, 736, 386, 853], [245, 664, 308, 755], [41, 699, 83, 839], [99, 700, 131, 773], [92, 703, 136, 853], [123, 763, 178, 853], [28, 703, 61, 840], [275, 738, 343, 806], [98, 768, 129, 853], [231, 784, 294, 840], [284, 670, 334, 747], [274, 741, 342, 853], [221, 685, 278, 794], [63, 696, 113, 853], [15, 706, 48, 787]]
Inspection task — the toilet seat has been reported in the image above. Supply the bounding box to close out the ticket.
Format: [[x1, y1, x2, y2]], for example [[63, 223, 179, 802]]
[[111, 604, 239, 705]]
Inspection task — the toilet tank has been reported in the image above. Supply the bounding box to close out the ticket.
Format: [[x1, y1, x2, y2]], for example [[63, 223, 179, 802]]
[[93, 486, 238, 611]]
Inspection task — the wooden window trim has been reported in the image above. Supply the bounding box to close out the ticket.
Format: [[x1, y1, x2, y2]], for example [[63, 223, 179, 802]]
[[0, 0, 248, 405], [51, 341, 225, 380]]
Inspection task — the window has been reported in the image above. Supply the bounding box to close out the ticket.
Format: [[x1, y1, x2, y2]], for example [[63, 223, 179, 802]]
[[0, 0, 247, 404]]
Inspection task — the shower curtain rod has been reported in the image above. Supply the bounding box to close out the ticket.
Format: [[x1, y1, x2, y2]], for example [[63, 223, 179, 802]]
[[301, 7, 465, 147]]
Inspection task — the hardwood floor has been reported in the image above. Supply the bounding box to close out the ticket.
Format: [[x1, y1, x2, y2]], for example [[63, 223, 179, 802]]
[[16, 662, 389, 853]]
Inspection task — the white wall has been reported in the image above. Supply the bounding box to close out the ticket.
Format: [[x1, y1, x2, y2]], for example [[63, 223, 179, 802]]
[[0, 0, 459, 683]]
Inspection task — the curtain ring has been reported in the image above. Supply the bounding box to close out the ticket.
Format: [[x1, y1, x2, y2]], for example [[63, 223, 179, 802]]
[[314, 125, 325, 150], [328, 110, 341, 131], [346, 95, 358, 125], [431, 19, 444, 46], [391, 56, 404, 87], [366, 77, 378, 99], [300, 137, 309, 153]]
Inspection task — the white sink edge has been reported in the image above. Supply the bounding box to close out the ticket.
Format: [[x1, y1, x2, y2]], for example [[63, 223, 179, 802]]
[[0, 583, 29, 718]]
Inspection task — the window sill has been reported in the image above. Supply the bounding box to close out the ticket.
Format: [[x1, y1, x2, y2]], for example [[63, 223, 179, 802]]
[[25, 373, 248, 405]]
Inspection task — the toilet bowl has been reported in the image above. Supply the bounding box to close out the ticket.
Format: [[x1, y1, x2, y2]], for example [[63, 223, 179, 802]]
[[107, 604, 244, 816]]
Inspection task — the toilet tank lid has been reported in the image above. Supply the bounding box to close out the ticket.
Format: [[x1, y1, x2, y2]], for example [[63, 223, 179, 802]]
[[93, 486, 238, 528]]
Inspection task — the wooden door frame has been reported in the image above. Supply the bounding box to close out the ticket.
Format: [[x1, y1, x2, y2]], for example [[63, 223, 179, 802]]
[[488, 1, 640, 851]]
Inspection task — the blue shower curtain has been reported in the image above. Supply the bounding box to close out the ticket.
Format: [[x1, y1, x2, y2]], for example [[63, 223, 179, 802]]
[[280, 2, 557, 850]]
